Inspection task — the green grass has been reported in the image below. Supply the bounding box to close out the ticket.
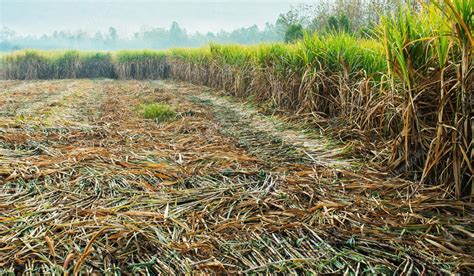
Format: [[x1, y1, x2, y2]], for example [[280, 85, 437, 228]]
[[0, 49, 115, 79], [0, 35, 386, 81], [115, 50, 167, 63], [139, 103, 176, 121]]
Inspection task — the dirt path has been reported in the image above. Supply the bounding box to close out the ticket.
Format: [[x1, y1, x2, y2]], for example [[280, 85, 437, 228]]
[[161, 81, 352, 168], [0, 80, 472, 274]]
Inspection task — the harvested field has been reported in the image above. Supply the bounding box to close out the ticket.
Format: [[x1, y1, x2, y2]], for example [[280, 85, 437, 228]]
[[0, 80, 472, 274]]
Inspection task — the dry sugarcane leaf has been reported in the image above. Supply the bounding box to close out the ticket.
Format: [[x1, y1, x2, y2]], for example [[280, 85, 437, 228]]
[[73, 227, 108, 275], [44, 235, 56, 257], [308, 201, 348, 212]]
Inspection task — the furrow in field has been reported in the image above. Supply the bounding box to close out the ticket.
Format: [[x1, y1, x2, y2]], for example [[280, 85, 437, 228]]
[[0, 80, 472, 275], [160, 80, 352, 168]]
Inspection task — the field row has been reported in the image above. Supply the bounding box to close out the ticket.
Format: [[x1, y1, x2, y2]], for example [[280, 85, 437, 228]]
[[1, 80, 473, 274]]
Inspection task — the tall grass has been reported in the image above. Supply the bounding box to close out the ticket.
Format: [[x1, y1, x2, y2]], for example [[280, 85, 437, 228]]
[[0, 50, 168, 80], [115, 50, 169, 79], [0, 0, 471, 198], [0, 50, 115, 79], [379, 0, 472, 197], [165, 0, 472, 198]]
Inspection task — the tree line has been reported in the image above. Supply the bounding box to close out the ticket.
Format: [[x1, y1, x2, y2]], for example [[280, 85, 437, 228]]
[[279, 0, 418, 42], [0, 22, 283, 51], [1, 0, 414, 51]]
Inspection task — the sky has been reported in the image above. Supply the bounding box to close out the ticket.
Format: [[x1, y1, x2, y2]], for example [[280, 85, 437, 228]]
[[0, 0, 312, 36]]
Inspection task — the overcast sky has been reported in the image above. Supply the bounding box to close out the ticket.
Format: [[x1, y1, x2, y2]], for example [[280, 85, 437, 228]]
[[1, 0, 312, 36]]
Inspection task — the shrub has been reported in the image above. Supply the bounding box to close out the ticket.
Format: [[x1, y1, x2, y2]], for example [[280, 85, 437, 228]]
[[284, 24, 304, 43], [140, 103, 176, 121]]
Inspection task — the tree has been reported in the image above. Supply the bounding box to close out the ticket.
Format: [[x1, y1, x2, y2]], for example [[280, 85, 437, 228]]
[[263, 23, 282, 42], [169, 21, 186, 45], [276, 10, 300, 28], [328, 16, 339, 31], [284, 24, 304, 43], [0, 27, 16, 41], [94, 32, 104, 41], [294, 0, 405, 34], [338, 14, 351, 33], [107, 27, 118, 41], [327, 14, 351, 33]]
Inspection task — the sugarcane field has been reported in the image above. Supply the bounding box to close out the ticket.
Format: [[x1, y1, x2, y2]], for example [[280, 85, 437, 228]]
[[0, 0, 472, 274]]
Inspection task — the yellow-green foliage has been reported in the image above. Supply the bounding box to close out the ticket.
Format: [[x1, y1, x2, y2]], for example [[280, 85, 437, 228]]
[[115, 50, 167, 63], [140, 103, 176, 121], [0, 33, 388, 80], [0, 50, 115, 79], [114, 50, 169, 79]]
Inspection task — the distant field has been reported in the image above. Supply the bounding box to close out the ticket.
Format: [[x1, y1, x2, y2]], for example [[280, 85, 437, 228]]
[[0, 79, 472, 274]]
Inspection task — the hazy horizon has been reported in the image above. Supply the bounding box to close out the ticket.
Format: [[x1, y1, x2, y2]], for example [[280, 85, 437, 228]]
[[1, 0, 312, 36]]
